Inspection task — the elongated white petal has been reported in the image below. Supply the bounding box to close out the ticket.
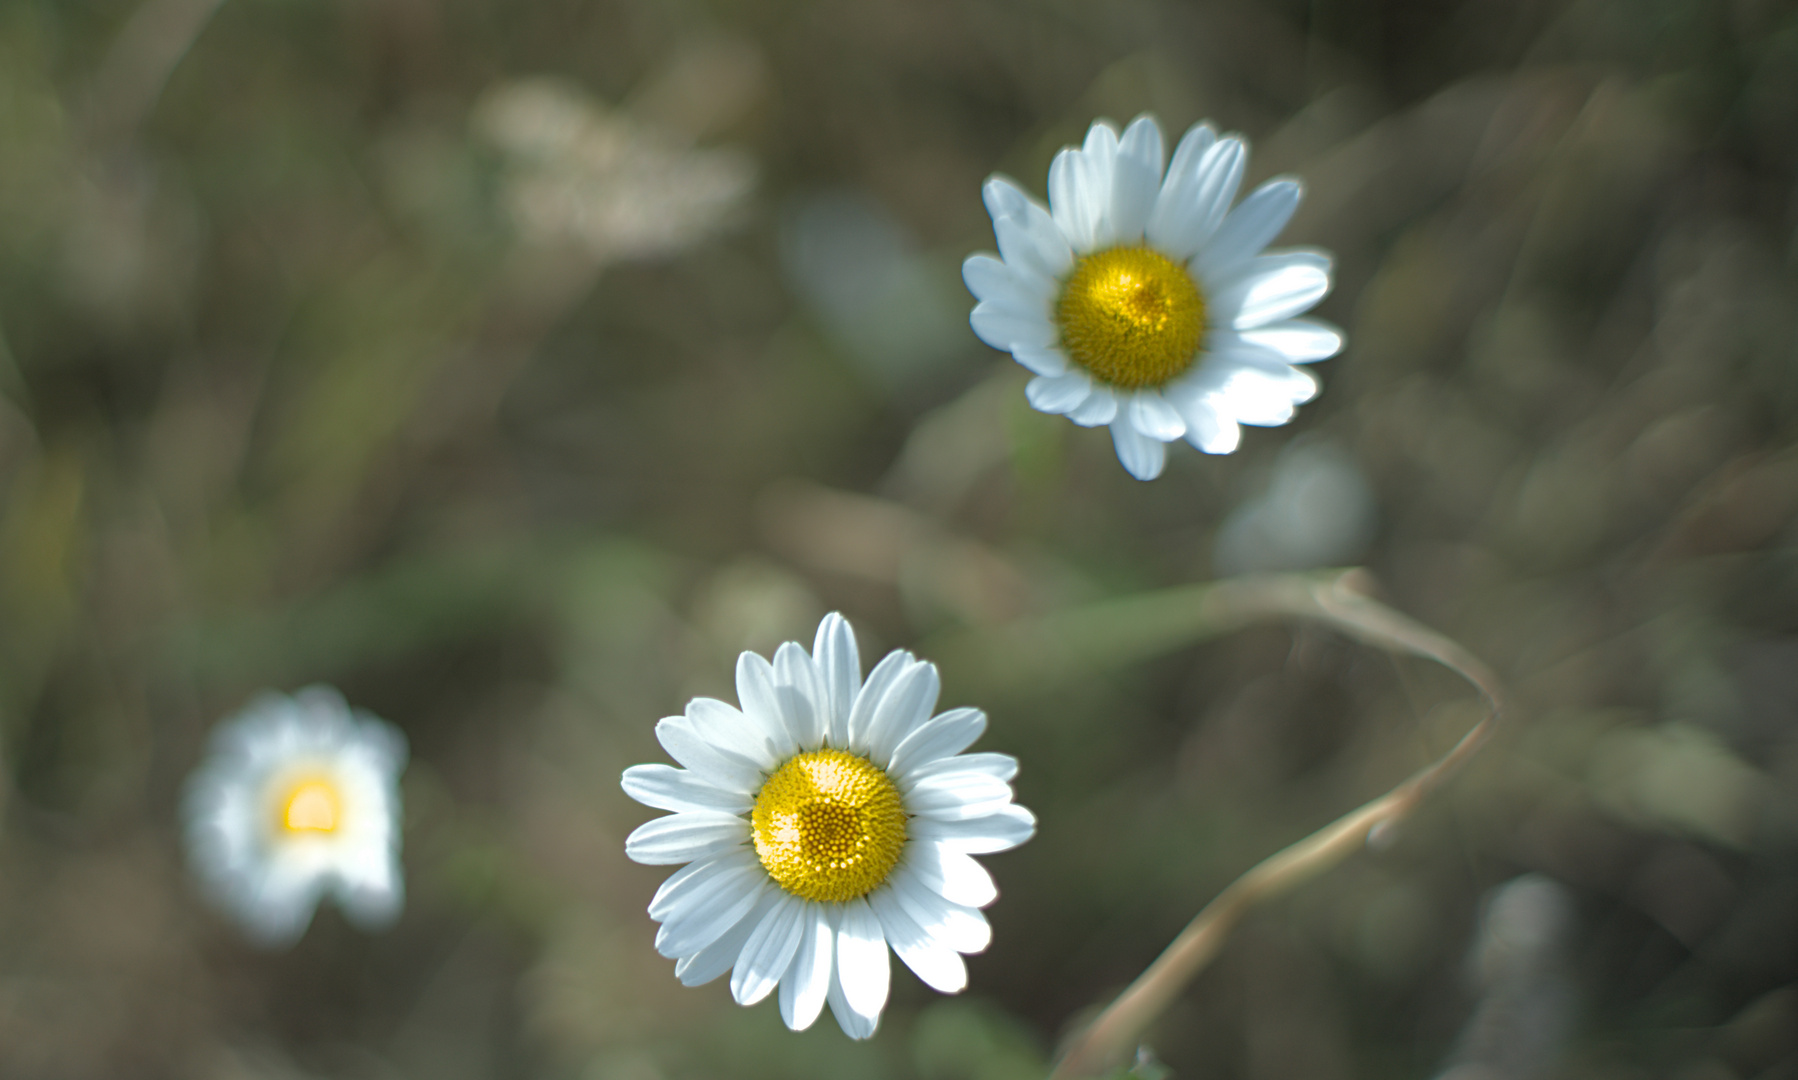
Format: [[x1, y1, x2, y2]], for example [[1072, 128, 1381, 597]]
[[864, 659, 942, 768], [903, 751, 1017, 789], [655, 874, 768, 958], [993, 213, 1074, 281], [911, 805, 1037, 854], [621, 764, 752, 814], [1192, 178, 1303, 282], [735, 651, 797, 761], [826, 962, 878, 1039], [731, 891, 806, 1005], [845, 649, 912, 752], [868, 886, 967, 993], [890, 864, 992, 953], [971, 300, 1057, 351], [1011, 345, 1071, 377], [685, 697, 780, 771], [1219, 364, 1319, 425], [1148, 132, 1244, 258], [1179, 396, 1242, 454], [981, 175, 1034, 223], [907, 771, 1015, 820], [1208, 251, 1332, 328], [1026, 371, 1094, 414], [1110, 418, 1168, 480], [649, 848, 758, 921], [773, 641, 827, 750], [905, 841, 1000, 908], [1067, 386, 1118, 426], [887, 707, 988, 778], [625, 811, 749, 866], [1237, 317, 1344, 362], [1110, 114, 1165, 242], [963, 253, 1056, 307], [813, 612, 861, 747], [835, 897, 890, 1021], [779, 904, 835, 1031], [652, 716, 765, 794], [677, 885, 778, 986], [1127, 391, 1187, 441]]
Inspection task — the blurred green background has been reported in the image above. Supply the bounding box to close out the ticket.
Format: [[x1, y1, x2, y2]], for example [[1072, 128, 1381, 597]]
[[2, 0, 1797, 1077]]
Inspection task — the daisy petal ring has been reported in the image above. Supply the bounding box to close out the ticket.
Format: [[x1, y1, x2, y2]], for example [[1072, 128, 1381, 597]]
[[183, 686, 408, 947], [966, 115, 1344, 480], [621, 613, 1035, 1039]]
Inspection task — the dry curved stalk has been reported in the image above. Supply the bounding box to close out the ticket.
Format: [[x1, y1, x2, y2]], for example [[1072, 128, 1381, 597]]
[[1039, 569, 1504, 1079]]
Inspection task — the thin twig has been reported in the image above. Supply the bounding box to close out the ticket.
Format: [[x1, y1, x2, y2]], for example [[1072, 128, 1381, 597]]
[[1046, 569, 1504, 1079]]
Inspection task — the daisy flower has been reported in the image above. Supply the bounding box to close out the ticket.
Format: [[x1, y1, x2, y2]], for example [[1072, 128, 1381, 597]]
[[183, 686, 408, 947], [621, 613, 1035, 1039], [965, 115, 1344, 480]]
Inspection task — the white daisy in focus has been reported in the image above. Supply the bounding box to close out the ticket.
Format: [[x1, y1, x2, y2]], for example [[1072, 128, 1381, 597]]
[[965, 115, 1345, 480], [621, 613, 1035, 1039], [183, 686, 408, 947]]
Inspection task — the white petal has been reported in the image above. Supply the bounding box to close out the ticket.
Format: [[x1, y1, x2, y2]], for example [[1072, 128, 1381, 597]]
[[1049, 128, 1113, 253], [1066, 386, 1118, 426], [655, 874, 769, 958], [1177, 394, 1242, 454], [865, 659, 942, 768], [907, 772, 1015, 820], [868, 886, 967, 993], [1012, 345, 1071, 377], [1148, 131, 1243, 259], [994, 213, 1074, 281], [650, 849, 758, 921], [1109, 114, 1164, 242], [1025, 371, 1094, 415], [890, 864, 992, 953], [653, 715, 765, 793], [904, 751, 1018, 788], [887, 707, 988, 778], [1127, 391, 1187, 441], [677, 886, 779, 986], [981, 175, 1034, 223], [906, 841, 999, 908], [835, 896, 890, 1021], [1110, 418, 1168, 480], [779, 904, 835, 1031], [1209, 251, 1332, 329], [685, 697, 781, 771], [625, 811, 749, 866], [731, 891, 807, 1005], [1237, 317, 1344, 362], [845, 649, 912, 753], [962, 253, 1055, 307], [812, 613, 861, 748], [826, 962, 879, 1040], [910, 804, 1037, 854], [773, 641, 827, 751], [735, 651, 798, 761], [971, 300, 1057, 351], [1219, 363, 1319, 425], [1192, 177, 1303, 282], [621, 764, 753, 814]]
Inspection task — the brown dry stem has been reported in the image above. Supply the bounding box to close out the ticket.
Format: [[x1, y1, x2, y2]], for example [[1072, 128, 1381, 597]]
[[1029, 569, 1504, 1079]]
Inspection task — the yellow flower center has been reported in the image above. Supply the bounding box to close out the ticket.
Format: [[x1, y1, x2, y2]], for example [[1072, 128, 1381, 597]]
[[1056, 246, 1206, 389], [279, 778, 344, 834], [751, 749, 906, 903]]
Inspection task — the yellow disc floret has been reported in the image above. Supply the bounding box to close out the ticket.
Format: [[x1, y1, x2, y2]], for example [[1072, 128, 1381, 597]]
[[1056, 246, 1206, 389], [752, 749, 906, 903], [279, 777, 344, 834]]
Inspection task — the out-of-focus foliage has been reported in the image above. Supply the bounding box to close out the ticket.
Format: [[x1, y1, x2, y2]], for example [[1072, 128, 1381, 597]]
[[1, 0, 1796, 1077]]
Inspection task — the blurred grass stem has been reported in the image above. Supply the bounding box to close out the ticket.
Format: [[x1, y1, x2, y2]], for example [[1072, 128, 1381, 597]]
[[1040, 570, 1504, 1079], [90, 0, 226, 144]]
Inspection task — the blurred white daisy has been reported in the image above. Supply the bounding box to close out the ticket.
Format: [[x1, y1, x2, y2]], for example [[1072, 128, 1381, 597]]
[[183, 687, 408, 947], [621, 613, 1035, 1039], [965, 115, 1344, 480]]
